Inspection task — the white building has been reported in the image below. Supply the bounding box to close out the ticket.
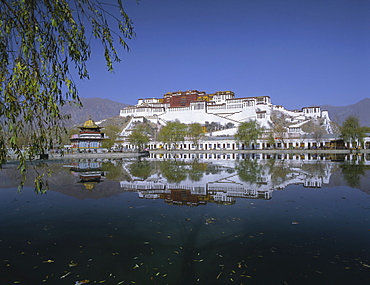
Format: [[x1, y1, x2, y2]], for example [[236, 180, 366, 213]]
[[119, 90, 333, 136], [117, 90, 340, 149]]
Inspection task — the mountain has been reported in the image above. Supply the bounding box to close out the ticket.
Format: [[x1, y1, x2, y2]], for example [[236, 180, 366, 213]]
[[61, 97, 130, 126], [321, 98, 370, 127]]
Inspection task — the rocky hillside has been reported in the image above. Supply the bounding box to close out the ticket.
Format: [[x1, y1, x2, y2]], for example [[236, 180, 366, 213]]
[[321, 98, 370, 127], [61, 97, 131, 126]]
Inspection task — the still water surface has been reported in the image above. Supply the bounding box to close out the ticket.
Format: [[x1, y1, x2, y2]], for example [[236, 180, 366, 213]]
[[0, 155, 369, 284]]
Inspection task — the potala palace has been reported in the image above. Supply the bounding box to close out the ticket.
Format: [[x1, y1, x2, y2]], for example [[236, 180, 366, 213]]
[[119, 90, 332, 133], [116, 90, 347, 150]]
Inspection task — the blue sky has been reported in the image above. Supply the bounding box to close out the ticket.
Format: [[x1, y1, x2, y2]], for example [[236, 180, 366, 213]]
[[77, 0, 370, 110]]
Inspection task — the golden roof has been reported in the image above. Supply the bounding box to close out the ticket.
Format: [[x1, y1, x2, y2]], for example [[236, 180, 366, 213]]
[[82, 117, 99, 128]]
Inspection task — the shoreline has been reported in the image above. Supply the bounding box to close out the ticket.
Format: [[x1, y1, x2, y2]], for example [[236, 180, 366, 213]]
[[48, 148, 369, 160], [5, 148, 369, 161]]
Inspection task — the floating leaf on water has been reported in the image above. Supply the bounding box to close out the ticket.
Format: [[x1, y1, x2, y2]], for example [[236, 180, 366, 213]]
[[112, 252, 120, 255], [75, 280, 89, 285], [156, 272, 160, 276], [133, 264, 139, 269], [361, 263, 370, 268], [42, 259, 54, 263], [216, 271, 222, 279], [241, 275, 252, 278], [99, 281, 106, 283], [162, 274, 167, 277], [144, 242, 150, 244], [291, 221, 300, 225], [174, 251, 179, 254], [117, 281, 125, 285], [60, 271, 71, 279], [68, 261, 78, 267]]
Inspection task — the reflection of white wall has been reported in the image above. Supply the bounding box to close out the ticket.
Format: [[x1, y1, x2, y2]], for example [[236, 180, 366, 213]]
[[120, 158, 336, 202]]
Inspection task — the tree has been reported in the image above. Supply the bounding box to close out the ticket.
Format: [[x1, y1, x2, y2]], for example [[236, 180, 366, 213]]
[[340, 116, 365, 148], [204, 121, 222, 132], [128, 123, 151, 151], [302, 120, 327, 147], [268, 113, 290, 148], [0, 0, 134, 190], [187, 123, 205, 149], [266, 131, 276, 149], [235, 120, 264, 149], [157, 120, 187, 149], [101, 125, 121, 149]]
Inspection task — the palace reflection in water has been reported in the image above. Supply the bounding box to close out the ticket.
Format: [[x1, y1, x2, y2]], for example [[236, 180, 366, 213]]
[[66, 160, 106, 191], [61, 152, 369, 205]]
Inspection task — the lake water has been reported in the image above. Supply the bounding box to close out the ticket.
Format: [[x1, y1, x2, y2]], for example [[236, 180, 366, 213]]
[[0, 154, 369, 285]]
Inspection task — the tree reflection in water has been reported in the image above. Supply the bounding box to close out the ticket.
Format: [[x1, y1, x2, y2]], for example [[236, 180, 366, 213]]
[[235, 157, 264, 183], [159, 159, 211, 183], [128, 159, 152, 180], [340, 157, 370, 187], [159, 160, 187, 183]]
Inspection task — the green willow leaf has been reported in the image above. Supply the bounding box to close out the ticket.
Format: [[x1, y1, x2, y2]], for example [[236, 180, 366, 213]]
[[0, 0, 136, 192]]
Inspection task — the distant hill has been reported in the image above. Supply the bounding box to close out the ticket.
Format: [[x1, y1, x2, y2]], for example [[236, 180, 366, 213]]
[[321, 98, 370, 127], [61, 97, 130, 126]]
